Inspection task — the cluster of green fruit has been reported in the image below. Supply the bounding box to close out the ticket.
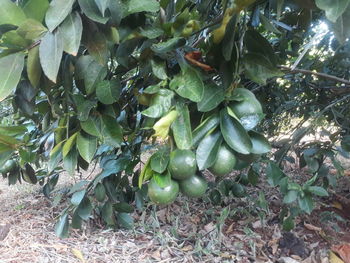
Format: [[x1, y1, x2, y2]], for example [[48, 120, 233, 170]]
[[145, 88, 271, 205], [0, 159, 37, 184]]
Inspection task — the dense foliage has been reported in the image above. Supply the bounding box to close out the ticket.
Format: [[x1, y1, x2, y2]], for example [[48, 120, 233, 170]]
[[0, 0, 350, 237]]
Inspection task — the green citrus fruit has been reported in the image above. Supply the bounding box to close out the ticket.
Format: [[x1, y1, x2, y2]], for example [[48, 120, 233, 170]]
[[236, 152, 260, 163], [179, 174, 208, 198], [231, 183, 246, 197], [168, 149, 197, 180], [229, 88, 263, 130], [236, 173, 249, 185], [2, 160, 16, 173], [148, 177, 179, 205], [209, 145, 237, 176]]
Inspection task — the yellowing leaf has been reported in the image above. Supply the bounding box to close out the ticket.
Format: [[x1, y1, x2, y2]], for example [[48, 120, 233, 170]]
[[71, 248, 86, 263], [153, 110, 178, 139]]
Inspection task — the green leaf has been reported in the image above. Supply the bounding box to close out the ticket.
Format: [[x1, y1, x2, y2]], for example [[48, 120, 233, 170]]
[[83, 22, 109, 65], [63, 147, 78, 175], [196, 131, 222, 170], [244, 53, 283, 85], [71, 210, 82, 229], [247, 168, 259, 186], [101, 115, 123, 148], [78, 0, 109, 24], [0, 125, 27, 136], [220, 109, 252, 154], [330, 6, 350, 44], [307, 186, 329, 197], [80, 116, 102, 137], [141, 89, 174, 118], [17, 19, 47, 40], [0, 0, 26, 26], [62, 132, 78, 157], [60, 12, 82, 56], [23, 0, 49, 22], [0, 52, 25, 101], [71, 189, 86, 206], [39, 31, 63, 83], [315, 0, 350, 23], [128, 0, 160, 14], [150, 147, 170, 173], [27, 45, 42, 87], [151, 37, 186, 53], [151, 59, 168, 80], [170, 67, 204, 102], [114, 202, 134, 213], [76, 197, 93, 220], [101, 201, 116, 225], [197, 82, 225, 112], [55, 212, 69, 238], [298, 194, 314, 214], [76, 99, 97, 121], [138, 158, 153, 188], [249, 131, 272, 154], [116, 212, 134, 229], [192, 113, 220, 148], [266, 161, 285, 187], [282, 216, 295, 231], [96, 79, 121, 105], [75, 55, 107, 94], [45, 0, 75, 32], [95, 0, 110, 16], [172, 104, 192, 149], [283, 190, 299, 204], [77, 132, 97, 163]]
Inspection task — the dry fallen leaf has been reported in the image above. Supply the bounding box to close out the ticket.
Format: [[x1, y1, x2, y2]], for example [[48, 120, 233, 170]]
[[329, 251, 345, 263], [332, 244, 350, 263], [304, 223, 322, 232]]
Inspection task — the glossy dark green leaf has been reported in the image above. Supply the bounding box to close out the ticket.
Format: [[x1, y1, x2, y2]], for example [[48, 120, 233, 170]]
[[170, 67, 204, 102], [78, 0, 109, 24], [222, 15, 237, 61], [266, 161, 285, 186], [62, 132, 78, 157], [247, 168, 259, 186], [45, 0, 75, 32], [75, 97, 97, 121], [77, 132, 97, 163], [192, 113, 220, 148], [101, 201, 116, 225], [244, 53, 283, 85], [151, 59, 168, 80], [128, 0, 160, 14], [75, 55, 107, 94], [172, 104, 192, 149], [80, 116, 102, 137], [150, 147, 170, 173], [23, 0, 49, 22], [249, 131, 272, 154], [101, 115, 123, 147], [141, 89, 174, 118], [60, 12, 82, 56], [76, 197, 93, 220], [116, 212, 134, 229], [39, 31, 63, 83], [83, 22, 109, 65], [0, 52, 25, 101], [196, 131, 222, 170], [71, 209, 82, 229], [55, 212, 69, 238], [63, 147, 78, 175], [220, 109, 252, 154], [114, 202, 134, 213], [0, 0, 26, 26], [94, 183, 106, 202], [95, 0, 110, 16], [197, 82, 224, 112], [96, 79, 121, 104], [329, 6, 350, 44]]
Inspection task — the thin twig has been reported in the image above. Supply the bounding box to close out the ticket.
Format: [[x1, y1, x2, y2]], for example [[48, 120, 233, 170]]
[[279, 66, 350, 85]]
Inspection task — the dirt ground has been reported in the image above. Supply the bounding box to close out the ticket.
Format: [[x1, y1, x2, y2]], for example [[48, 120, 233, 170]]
[[0, 164, 350, 263]]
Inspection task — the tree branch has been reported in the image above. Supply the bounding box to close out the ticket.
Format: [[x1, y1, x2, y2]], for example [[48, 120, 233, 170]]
[[279, 66, 350, 85]]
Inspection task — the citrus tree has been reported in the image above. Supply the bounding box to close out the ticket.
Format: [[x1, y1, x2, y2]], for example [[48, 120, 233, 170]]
[[0, 0, 350, 237]]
